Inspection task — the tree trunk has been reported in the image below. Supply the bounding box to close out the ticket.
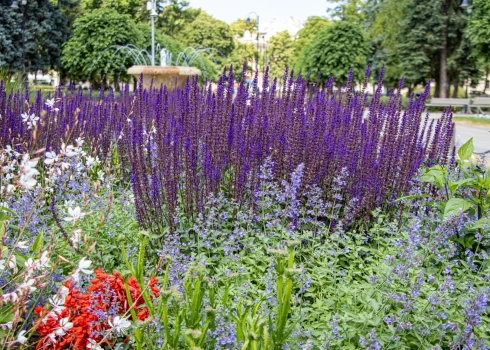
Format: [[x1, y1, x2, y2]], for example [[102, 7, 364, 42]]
[[434, 78, 440, 98], [484, 70, 489, 93], [439, 0, 449, 98], [452, 84, 459, 98], [114, 75, 120, 93]]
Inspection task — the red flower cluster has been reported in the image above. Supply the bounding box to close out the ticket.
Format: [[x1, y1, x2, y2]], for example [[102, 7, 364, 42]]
[[34, 269, 159, 349]]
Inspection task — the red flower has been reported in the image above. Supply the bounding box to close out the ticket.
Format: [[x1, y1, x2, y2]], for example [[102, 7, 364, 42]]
[[33, 270, 160, 349]]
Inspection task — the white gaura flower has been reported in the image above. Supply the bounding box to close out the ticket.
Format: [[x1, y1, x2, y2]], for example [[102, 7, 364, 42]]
[[87, 339, 104, 350], [0, 259, 5, 271], [49, 286, 69, 313], [75, 137, 84, 147], [19, 155, 40, 190], [44, 151, 58, 165], [16, 330, 28, 344], [15, 240, 29, 249], [54, 317, 73, 336], [21, 113, 39, 129], [7, 255, 17, 273], [78, 257, 93, 274], [19, 279, 36, 293], [38, 251, 50, 270], [108, 316, 131, 334], [70, 229, 82, 248], [63, 206, 86, 225], [45, 98, 55, 108], [85, 156, 99, 169], [61, 143, 78, 158]]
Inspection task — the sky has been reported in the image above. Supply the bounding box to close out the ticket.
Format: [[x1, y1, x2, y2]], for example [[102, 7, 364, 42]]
[[187, 0, 331, 26]]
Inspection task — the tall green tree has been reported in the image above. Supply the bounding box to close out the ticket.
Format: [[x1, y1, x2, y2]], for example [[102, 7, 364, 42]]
[[364, 0, 408, 88], [81, 0, 145, 19], [0, 0, 69, 73], [179, 12, 235, 65], [61, 8, 143, 86], [397, 0, 475, 97], [327, 0, 366, 23], [156, 0, 200, 37], [230, 18, 257, 37], [290, 16, 330, 65], [226, 42, 257, 80], [467, 0, 490, 91], [267, 31, 294, 79], [295, 21, 368, 84]]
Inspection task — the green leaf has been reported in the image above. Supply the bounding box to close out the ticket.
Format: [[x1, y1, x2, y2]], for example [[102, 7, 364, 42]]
[[32, 232, 44, 254], [458, 138, 474, 160], [444, 198, 473, 218]]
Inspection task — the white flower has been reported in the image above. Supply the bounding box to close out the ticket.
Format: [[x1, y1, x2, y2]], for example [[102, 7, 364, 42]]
[[16, 330, 28, 344], [54, 317, 73, 336], [45, 98, 55, 108], [87, 339, 104, 350], [85, 156, 99, 169], [61, 144, 78, 158], [71, 229, 82, 248], [75, 137, 84, 147], [19, 172, 38, 189], [7, 255, 17, 272], [49, 286, 68, 313], [16, 240, 29, 249], [108, 316, 131, 334], [0, 259, 5, 271], [3, 292, 18, 303], [44, 151, 58, 165], [38, 251, 50, 270], [0, 321, 12, 330], [70, 271, 80, 284], [19, 155, 39, 190], [19, 279, 37, 293], [21, 113, 39, 129], [63, 206, 86, 225], [77, 257, 93, 274], [6, 184, 15, 194]]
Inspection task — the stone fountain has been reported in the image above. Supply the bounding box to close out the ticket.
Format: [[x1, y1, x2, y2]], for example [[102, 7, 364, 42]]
[[128, 49, 201, 91], [126, 0, 201, 91]]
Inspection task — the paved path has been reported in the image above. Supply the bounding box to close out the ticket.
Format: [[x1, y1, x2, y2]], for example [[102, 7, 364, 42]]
[[454, 124, 490, 154]]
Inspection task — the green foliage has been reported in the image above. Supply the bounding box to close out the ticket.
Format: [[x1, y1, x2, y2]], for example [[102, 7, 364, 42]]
[[366, 0, 409, 87], [230, 18, 257, 37], [295, 21, 368, 84], [396, 0, 477, 94], [266, 31, 294, 80], [179, 12, 235, 65], [157, 0, 201, 37], [327, 0, 366, 23], [420, 138, 490, 250], [290, 16, 330, 66], [81, 0, 145, 18], [0, 0, 69, 72], [467, 0, 490, 57], [226, 42, 257, 80], [61, 8, 143, 84]]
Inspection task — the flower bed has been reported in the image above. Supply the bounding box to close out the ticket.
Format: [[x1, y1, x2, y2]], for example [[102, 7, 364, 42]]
[[0, 68, 488, 349]]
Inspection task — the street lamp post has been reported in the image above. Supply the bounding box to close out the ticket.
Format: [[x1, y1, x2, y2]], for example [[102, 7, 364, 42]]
[[246, 12, 260, 74], [147, 0, 158, 66]]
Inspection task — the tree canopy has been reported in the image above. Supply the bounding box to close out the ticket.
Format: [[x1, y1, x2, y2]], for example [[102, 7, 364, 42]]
[[61, 8, 143, 84], [267, 31, 294, 80], [0, 0, 69, 73], [295, 21, 368, 84], [290, 16, 330, 65], [180, 12, 235, 65]]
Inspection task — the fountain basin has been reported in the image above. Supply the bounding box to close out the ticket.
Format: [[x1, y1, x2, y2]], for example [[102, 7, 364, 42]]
[[128, 65, 201, 91]]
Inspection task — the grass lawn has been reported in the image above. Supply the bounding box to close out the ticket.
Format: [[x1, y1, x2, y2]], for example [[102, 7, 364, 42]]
[[453, 115, 490, 127]]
